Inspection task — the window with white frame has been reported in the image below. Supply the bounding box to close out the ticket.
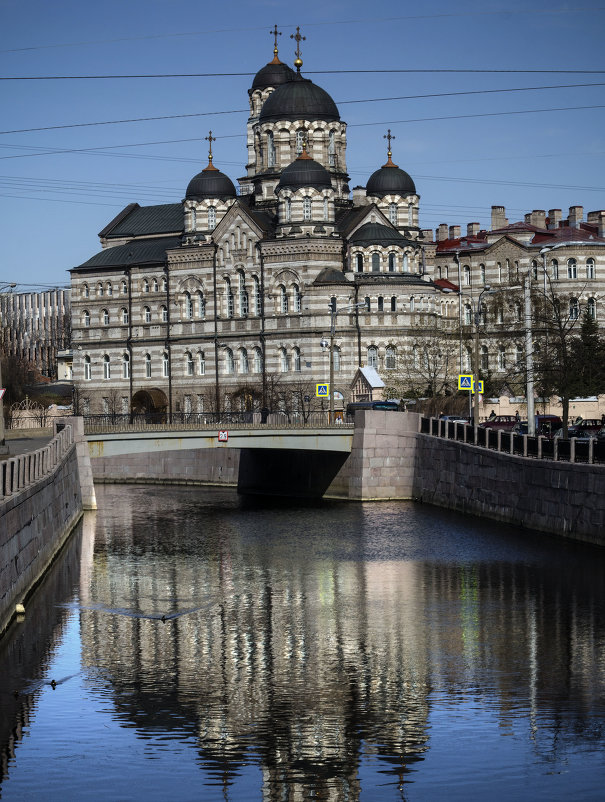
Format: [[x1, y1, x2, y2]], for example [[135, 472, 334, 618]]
[[323, 197, 329, 220], [239, 349, 249, 374], [569, 297, 579, 320], [463, 265, 471, 285], [103, 355, 111, 380], [83, 310, 90, 327], [587, 297, 596, 319], [162, 351, 169, 377], [97, 282, 104, 297], [161, 277, 167, 292], [144, 306, 151, 323], [184, 291, 193, 319], [497, 346, 506, 371], [402, 253, 409, 272], [145, 353, 152, 378], [226, 280, 234, 318], [121, 280, 128, 295], [464, 304, 472, 325], [367, 346, 378, 368], [84, 356, 91, 380], [332, 346, 340, 372], [280, 285, 288, 314], [253, 348, 262, 373], [253, 276, 261, 315], [106, 283, 113, 297], [293, 285, 301, 313], [497, 262, 502, 283], [586, 258, 595, 279], [122, 353, 130, 379], [480, 264, 486, 285], [410, 296, 415, 313], [238, 274, 248, 316], [293, 347, 301, 372], [143, 279, 149, 293], [121, 308, 129, 325], [152, 278, 159, 292], [280, 348, 289, 372], [161, 305, 168, 323], [385, 346, 396, 370], [481, 346, 489, 371], [83, 283, 89, 298], [551, 259, 559, 280], [568, 258, 577, 279], [198, 351, 205, 375], [102, 309, 109, 325], [198, 291, 205, 319], [225, 348, 234, 374], [515, 345, 523, 367], [186, 351, 194, 376]]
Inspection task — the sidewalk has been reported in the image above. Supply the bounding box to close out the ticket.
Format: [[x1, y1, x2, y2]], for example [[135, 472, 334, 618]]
[[1, 428, 54, 459]]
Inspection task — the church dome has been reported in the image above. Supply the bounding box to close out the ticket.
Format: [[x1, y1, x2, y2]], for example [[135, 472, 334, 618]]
[[366, 153, 416, 198], [259, 76, 340, 123], [277, 151, 332, 192], [252, 57, 296, 91], [185, 164, 236, 201]]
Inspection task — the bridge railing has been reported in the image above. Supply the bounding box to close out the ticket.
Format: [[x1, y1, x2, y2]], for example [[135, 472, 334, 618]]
[[1, 425, 74, 502], [84, 411, 354, 434], [420, 416, 605, 465]]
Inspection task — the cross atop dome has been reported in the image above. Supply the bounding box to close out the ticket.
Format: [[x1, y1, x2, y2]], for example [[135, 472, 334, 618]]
[[269, 24, 282, 64], [203, 130, 218, 172], [291, 26, 305, 72], [382, 129, 399, 168]]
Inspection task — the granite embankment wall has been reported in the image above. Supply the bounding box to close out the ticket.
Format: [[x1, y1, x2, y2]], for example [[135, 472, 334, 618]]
[[91, 447, 239, 486], [0, 418, 96, 637]]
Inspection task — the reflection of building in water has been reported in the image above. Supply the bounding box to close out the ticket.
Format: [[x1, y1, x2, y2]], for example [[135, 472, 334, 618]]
[[79, 496, 431, 799]]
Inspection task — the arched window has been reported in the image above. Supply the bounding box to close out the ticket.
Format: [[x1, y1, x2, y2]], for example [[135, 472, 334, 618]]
[[296, 129, 305, 155], [364, 296, 371, 312], [371, 253, 380, 272], [161, 305, 168, 323], [253, 348, 263, 374], [121, 308, 129, 325], [303, 196, 312, 221], [162, 351, 169, 378], [145, 353, 152, 378], [198, 351, 206, 375], [328, 130, 336, 166], [551, 259, 559, 280], [293, 347, 301, 372], [267, 132, 276, 167], [84, 355, 91, 381], [385, 346, 396, 370], [284, 196, 291, 222], [253, 276, 261, 315], [190, 207, 197, 229], [225, 348, 234, 374], [356, 253, 364, 272], [388, 253, 396, 272], [569, 297, 579, 320], [587, 297, 596, 319], [498, 346, 506, 371], [122, 353, 130, 379], [410, 296, 415, 313], [97, 282, 104, 297], [497, 262, 502, 283], [464, 303, 472, 325], [280, 285, 288, 314], [240, 349, 249, 374], [481, 346, 489, 371], [515, 345, 523, 367], [390, 296, 397, 312], [82, 283, 89, 298], [280, 348, 289, 372], [367, 346, 378, 368], [332, 346, 340, 372], [184, 291, 193, 319], [293, 284, 302, 313], [567, 258, 577, 279], [144, 306, 151, 323], [185, 351, 194, 376], [377, 296, 384, 312], [329, 296, 337, 313], [83, 310, 90, 327], [225, 279, 234, 318], [121, 280, 128, 295], [408, 205, 413, 226], [586, 258, 596, 279], [161, 277, 167, 292], [198, 291, 205, 319], [463, 265, 471, 285], [102, 309, 109, 325], [531, 260, 538, 280], [152, 278, 159, 292], [402, 253, 409, 272], [103, 355, 111, 380], [238, 273, 249, 317], [480, 264, 486, 285], [106, 282, 113, 297], [389, 203, 398, 225], [207, 206, 216, 229], [143, 279, 149, 293], [323, 197, 329, 220]]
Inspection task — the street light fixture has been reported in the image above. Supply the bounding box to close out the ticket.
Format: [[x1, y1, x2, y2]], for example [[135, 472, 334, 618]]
[[0, 282, 17, 452], [472, 285, 492, 436], [321, 301, 365, 422]]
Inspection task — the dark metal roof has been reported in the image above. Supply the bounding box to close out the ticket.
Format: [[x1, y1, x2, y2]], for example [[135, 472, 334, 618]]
[[366, 164, 416, 198], [313, 267, 350, 285], [259, 76, 340, 123], [349, 222, 407, 247], [251, 58, 296, 91], [277, 154, 332, 192], [100, 204, 183, 239], [73, 236, 182, 270], [185, 167, 236, 201]]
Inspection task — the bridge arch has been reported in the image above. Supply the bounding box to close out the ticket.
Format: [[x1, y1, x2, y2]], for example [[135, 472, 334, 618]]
[[131, 388, 168, 421]]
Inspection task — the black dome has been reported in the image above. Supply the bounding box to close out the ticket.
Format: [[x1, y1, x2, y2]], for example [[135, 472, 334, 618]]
[[349, 222, 406, 246], [277, 154, 332, 192], [252, 57, 296, 91], [259, 76, 340, 123], [366, 162, 416, 198], [185, 165, 236, 201]]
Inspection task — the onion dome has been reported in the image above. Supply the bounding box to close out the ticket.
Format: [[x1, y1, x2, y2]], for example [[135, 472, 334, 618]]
[[349, 222, 407, 247], [252, 56, 296, 91], [185, 132, 236, 200], [277, 147, 332, 192], [366, 132, 416, 198], [259, 75, 339, 123]]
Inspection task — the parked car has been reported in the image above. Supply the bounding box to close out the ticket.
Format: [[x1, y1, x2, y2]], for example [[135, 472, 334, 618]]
[[439, 414, 472, 424], [478, 415, 518, 431], [566, 418, 604, 438], [513, 414, 563, 437]]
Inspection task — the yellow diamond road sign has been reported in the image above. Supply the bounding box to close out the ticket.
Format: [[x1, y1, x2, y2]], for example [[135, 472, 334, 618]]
[[316, 383, 329, 397]]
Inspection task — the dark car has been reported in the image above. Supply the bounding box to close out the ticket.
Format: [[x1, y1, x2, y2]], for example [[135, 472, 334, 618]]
[[567, 418, 604, 438], [513, 415, 562, 438], [479, 415, 518, 431]]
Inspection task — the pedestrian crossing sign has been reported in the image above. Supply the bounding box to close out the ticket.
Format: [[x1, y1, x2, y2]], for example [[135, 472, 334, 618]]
[[316, 383, 329, 397], [458, 374, 473, 390], [474, 380, 484, 394]]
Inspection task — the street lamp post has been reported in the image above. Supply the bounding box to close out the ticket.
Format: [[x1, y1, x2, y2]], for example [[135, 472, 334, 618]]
[[0, 283, 17, 453], [525, 267, 536, 436], [473, 286, 491, 436], [322, 302, 365, 422]]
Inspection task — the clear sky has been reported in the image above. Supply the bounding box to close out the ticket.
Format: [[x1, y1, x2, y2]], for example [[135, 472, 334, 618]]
[[1, 0, 604, 290]]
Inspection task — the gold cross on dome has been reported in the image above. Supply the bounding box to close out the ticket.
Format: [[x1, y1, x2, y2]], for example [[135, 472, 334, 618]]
[[270, 24, 281, 53], [291, 26, 305, 70], [205, 130, 216, 162], [384, 129, 395, 157]]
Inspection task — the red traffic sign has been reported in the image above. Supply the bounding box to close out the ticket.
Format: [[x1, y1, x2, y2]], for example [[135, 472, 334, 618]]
[[218, 430, 229, 442]]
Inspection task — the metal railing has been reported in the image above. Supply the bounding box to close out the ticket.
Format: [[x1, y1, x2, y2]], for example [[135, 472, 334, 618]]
[[420, 417, 605, 465], [83, 411, 354, 435], [1, 424, 74, 501]]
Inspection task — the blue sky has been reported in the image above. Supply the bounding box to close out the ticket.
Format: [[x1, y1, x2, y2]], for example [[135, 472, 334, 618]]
[[1, 0, 604, 289]]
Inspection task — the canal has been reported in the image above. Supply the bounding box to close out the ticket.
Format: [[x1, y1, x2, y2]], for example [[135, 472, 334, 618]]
[[1, 484, 604, 800]]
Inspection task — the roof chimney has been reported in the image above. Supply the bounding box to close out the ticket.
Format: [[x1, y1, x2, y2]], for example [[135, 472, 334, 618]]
[[547, 209, 562, 230], [467, 222, 480, 237], [421, 228, 434, 242], [491, 205, 508, 230], [437, 223, 448, 241], [568, 206, 583, 229], [352, 186, 367, 206], [530, 210, 546, 228], [449, 225, 461, 240]]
